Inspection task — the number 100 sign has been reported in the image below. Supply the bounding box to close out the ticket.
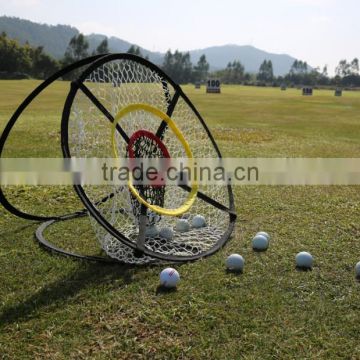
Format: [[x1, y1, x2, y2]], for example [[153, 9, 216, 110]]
[[206, 79, 221, 93]]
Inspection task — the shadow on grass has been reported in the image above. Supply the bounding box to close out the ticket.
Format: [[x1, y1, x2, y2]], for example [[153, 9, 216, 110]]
[[295, 266, 313, 272], [155, 285, 178, 295], [0, 262, 135, 328], [225, 269, 243, 275]]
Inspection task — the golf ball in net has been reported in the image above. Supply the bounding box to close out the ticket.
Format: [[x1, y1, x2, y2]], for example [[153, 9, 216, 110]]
[[176, 219, 190, 232], [192, 215, 206, 228], [145, 225, 159, 237], [159, 226, 174, 240]]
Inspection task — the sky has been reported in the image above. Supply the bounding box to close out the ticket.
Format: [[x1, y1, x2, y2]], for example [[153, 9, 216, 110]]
[[0, 0, 359, 74]]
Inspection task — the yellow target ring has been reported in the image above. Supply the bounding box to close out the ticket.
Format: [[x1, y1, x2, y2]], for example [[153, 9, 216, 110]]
[[111, 103, 198, 217]]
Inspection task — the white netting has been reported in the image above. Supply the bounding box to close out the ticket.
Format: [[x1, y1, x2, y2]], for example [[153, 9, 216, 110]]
[[68, 58, 232, 263]]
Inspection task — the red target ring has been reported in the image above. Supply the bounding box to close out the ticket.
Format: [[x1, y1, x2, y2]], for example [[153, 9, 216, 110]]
[[127, 130, 170, 188]]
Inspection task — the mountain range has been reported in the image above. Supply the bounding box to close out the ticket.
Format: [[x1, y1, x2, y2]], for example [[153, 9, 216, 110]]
[[0, 16, 302, 76]]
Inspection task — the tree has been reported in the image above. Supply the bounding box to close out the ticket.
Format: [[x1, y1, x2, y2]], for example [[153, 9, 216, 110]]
[[60, 34, 89, 79], [193, 54, 209, 82], [93, 38, 109, 55], [127, 45, 142, 56], [0, 32, 32, 75], [30, 46, 59, 79], [218, 60, 245, 84], [62, 34, 89, 65], [335, 59, 350, 77], [333, 58, 360, 87], [162, 50, 174, 77], [322, 65, 328, 77], [126, 45, 149, 60], [162, 49, 193, 83], [317, 65, 329, 86], [0, 32, 59, 79], [257, 60, 273, 82], [211, 60, 246, 84], [350, 58, 359, 75], [286, 59, 311, 85], [290, 60, 308, 74], [231, 60, 245, 83]]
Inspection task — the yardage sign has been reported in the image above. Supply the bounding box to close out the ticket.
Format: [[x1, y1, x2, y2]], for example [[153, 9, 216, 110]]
[[206, 79, 221, 93]]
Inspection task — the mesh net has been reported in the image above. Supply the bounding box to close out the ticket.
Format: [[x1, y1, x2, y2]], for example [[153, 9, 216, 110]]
[[67, 58, 232, 263]]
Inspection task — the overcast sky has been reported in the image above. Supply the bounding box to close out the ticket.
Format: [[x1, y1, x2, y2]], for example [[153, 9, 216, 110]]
[[1, 0, 359, 74]]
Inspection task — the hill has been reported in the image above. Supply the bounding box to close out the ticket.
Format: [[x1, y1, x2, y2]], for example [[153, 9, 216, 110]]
[[85, 34, 163, 64], [0, 16, 163, 64], [0, 16, 78, 59], [189, 45, 299, 76], [0, 16, 301, 75]]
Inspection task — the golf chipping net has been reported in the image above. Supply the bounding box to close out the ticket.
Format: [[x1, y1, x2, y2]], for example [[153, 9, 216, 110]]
[[1, 53, 236, 264]]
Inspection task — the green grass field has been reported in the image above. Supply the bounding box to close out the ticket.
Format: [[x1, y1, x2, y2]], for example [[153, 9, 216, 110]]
[[1, 80, 360, 359]]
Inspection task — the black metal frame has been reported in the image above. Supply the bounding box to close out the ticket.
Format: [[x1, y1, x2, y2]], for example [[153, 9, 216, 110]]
[[61, 53, 236, 262]]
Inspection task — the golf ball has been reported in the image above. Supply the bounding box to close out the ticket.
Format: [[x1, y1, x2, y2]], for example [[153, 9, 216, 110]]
[[296, 251, 313, 269], [252, 234, 269, 251], [192, 215, 206, 228], [145, 225, 159, 237], [226, 254, 245, 272], [256, 231, 270, 241], [160, 267, 180, 288], [159, 226, 174, 240], [355, 261, 360, 278], [176, 219, 190, 232]]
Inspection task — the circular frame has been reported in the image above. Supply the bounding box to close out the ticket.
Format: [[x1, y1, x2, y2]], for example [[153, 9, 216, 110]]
[[61, 53, 236, 262]]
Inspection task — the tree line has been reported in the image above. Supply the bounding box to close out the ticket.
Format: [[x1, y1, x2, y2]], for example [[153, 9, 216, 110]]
[[0, 32, 359, 87], [0, 31, 58, 79]]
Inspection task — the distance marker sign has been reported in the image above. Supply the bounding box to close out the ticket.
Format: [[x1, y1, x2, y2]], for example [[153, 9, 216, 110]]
[[206, 79, 221, 93]]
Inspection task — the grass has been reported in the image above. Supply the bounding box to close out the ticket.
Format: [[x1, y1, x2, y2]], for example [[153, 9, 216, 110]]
[[1, 80, 360, 359]]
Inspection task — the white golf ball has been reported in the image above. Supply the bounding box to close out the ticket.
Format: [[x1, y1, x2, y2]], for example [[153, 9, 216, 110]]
[[176, 219, 190, 232], [226, 254, 245, 272], [296, 251, 313, 269], [192, 215, 206, 228], [256, 231, 270, 241], [145, 225, 159, 237], [252, 234, 269, 251], [160, 267, 180, 288], [355, 261, 360, 278], [159, 226, 174, 240]]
